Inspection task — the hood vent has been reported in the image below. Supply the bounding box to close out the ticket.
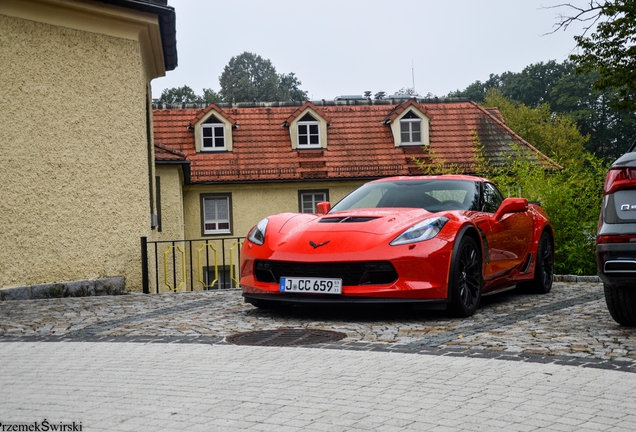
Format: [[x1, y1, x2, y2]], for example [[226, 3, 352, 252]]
[[319, 216, 379, 223]]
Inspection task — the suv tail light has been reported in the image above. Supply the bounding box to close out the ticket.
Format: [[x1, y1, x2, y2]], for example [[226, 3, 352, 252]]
[[597, 235, 636, 244], [604, 167, 636, 195]]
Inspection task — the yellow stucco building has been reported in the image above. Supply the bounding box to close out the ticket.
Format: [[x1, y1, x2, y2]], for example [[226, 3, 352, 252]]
[[0, 0, 177, 297]]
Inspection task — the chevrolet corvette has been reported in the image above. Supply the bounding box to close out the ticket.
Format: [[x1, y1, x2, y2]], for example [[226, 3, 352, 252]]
[[240, 175, 554, 317]]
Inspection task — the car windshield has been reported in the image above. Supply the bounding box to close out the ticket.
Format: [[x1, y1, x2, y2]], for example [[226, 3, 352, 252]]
[[331, 180, 479, 212]]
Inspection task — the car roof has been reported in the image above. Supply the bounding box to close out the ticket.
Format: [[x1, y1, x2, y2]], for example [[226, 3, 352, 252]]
[[370, 175, 488, 183]]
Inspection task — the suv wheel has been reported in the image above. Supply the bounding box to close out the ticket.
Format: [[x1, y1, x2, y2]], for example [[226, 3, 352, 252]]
[[604, 283, 636, 326]]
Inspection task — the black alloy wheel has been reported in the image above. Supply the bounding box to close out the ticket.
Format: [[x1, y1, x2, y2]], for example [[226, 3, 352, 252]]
[[519, 231, 554, 294], [449, 236, 482, 317]]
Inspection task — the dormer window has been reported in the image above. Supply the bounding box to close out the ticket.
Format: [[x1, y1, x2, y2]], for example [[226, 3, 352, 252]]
[[400, 111, 422, 145], [297, 113, 320, 148], [386, 104, 430, 148], [192, 106, 234, 153], [286, 104, 329, 150], [202, 115, 226, 151]]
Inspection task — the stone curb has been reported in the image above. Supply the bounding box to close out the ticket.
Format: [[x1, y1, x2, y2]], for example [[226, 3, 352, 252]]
[[0, 277, 126, 301], [553, 275, 601, 283]]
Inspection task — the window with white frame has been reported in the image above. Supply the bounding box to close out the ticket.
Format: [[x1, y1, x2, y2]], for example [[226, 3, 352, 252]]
[[202, 115, 226, 151], [400, 111, 422, 145], [202, 195, 231, 235], [299, 190, 328, 213], [297, 113, 320, 148]]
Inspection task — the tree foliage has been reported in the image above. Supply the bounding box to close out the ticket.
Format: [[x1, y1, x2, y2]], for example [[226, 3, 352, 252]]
[[218, 52, 308, 103], [447, 60, 636, 160], [158, 85, 221, 104], [554, 1, 636, 110], [483, 89, 587, 164], [158, 85, 201, 104]]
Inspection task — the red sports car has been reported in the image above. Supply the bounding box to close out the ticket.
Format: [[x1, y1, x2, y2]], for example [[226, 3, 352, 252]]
[[240, 175, 554, 317]]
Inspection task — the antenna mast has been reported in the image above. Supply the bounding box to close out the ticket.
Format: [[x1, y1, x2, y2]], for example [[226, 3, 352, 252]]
[[412, 60, 415, 92]]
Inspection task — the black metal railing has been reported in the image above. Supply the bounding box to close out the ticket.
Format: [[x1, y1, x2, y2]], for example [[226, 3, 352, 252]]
[[141, 236, 245, 294]]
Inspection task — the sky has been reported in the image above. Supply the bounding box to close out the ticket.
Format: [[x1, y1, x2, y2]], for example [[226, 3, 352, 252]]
[[152, 0, 592, 101]]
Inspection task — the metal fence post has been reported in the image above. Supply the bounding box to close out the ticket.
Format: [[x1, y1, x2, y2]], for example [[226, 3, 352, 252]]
[[141, 236, 149, 294]]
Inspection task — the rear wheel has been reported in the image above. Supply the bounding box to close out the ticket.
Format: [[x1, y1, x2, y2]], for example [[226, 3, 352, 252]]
[[448, 236, 482, 317], [604, 283, 636, 326], [519, 231, 554, 294]]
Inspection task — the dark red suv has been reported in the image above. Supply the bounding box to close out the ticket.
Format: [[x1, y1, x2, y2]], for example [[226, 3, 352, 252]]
[[597, 142, 636, 326]]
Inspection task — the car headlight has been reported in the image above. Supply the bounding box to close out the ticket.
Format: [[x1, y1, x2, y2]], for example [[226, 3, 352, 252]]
[[390, 216, 449, 246], [248, 218, 269, 245]]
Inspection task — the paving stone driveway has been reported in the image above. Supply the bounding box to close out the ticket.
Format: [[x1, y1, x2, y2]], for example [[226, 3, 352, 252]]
[[2, 281, 635, 371]]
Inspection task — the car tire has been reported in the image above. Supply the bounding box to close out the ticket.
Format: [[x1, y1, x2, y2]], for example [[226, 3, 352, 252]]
[[604, 283, 636, 326], [518, 231, 554, 294], [448, 236, 482, 317]]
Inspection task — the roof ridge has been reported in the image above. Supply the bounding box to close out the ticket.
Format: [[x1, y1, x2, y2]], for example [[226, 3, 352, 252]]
[[155, 141, 186, 158], [152, 97, 472, 111]]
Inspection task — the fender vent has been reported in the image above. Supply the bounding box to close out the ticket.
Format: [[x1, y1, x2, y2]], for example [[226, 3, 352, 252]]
[[319, 217, 378, 223]]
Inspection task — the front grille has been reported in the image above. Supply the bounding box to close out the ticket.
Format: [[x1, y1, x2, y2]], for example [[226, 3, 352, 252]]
[[255, 260, 398, 286]]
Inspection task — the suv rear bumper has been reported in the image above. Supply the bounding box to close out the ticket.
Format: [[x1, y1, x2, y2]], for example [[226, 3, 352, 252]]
[[597, 242, 636, 286]]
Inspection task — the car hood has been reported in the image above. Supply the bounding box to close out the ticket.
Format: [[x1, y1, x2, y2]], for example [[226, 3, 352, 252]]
[[265, 208, 450, 253]]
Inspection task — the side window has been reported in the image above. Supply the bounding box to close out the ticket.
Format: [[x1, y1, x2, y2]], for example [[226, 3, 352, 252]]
[[201, 194, 232, 235], [297, 113, 320, 148], [400, 111, 422, 145], [201, 115, 226, 151], [299, 190, 329, 213], [483, 183, 504, 213]]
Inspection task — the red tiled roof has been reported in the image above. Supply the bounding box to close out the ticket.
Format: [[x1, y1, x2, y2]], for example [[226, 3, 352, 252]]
[[152, 99, 557, 184]]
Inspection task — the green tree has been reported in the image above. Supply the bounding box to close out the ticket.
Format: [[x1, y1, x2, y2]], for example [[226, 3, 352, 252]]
[[202, 88, 222, 104], [555, 1, 636, 110], [219, 52, 308, 102], [158, 85, 203, 104], [394, 87, 422, 97], [277, 72, 308, 102]]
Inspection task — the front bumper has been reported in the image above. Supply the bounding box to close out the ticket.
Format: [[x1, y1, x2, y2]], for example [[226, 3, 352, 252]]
[[242, 292, 448, 309]]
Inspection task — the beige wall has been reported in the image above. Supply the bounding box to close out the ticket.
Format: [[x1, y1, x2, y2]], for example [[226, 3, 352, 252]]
[[182, 180, 366, 240], [155, 166, 186, 241], [0, 2, 164, 291]]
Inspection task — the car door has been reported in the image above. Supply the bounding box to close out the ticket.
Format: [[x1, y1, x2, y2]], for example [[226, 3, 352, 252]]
[[478, 183, 533, 279]]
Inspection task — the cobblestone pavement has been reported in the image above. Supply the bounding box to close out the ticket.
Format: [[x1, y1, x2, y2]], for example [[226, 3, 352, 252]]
[[3, 281, 636, 431], [1, 281, 635, 370]]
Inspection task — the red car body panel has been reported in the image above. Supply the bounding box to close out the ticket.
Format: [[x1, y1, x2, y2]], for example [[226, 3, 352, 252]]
[[240, 175, 552, 307]]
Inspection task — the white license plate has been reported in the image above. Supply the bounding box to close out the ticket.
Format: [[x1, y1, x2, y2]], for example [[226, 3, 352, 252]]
[[279, 277, 342, 294]]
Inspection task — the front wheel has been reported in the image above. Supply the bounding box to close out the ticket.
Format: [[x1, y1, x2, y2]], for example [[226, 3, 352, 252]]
[[604, 283, 636, 326], [448, 236, 482, 317]]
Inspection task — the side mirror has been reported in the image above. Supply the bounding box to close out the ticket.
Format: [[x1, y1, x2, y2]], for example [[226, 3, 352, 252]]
[[315, 202, 331, 214], [493, 198, 528, 221]]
